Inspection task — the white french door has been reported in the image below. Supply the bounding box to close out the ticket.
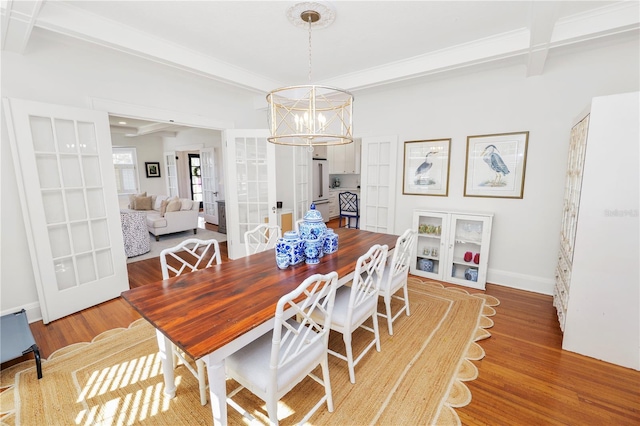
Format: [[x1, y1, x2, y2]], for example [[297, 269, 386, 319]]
[[200, 147, 219, 224], [222, 130, 277, 259], [360, 135, 398, 234], [164, 151, 179, 198], [293, 146, 312, 222], [3, 98, 129, 323]]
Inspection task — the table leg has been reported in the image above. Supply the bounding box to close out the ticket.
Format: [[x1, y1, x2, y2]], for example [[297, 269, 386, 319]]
[[205, 354, 227, 426], [155, 329, 176, 398]]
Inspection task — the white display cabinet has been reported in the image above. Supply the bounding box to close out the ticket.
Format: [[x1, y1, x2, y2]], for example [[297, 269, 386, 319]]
[[411, 210, 493, 290]]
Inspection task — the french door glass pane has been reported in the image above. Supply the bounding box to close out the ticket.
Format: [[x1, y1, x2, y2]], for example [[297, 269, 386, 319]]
[[43, 191, 65, 224], [55, 257, 76, 290], [65, 190, 87, 221], [55, 119, 77, 153], [49, 224, 71, 258], [36, 155, 61, 188], [77, 121, 98, 154], [29, 116, 56, 152]]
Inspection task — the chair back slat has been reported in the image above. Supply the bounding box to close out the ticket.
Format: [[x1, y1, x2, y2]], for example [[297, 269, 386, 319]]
[[338, 192, 359, 214], [389, 229, 417, 281], [271, 272, 339, 369], [160, 238, 221, 279], [244, 224, 282, 256], [350, 244, 388, 312]]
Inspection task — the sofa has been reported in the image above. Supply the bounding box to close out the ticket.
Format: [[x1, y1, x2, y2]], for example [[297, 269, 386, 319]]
[[127, 193, 200, 241]]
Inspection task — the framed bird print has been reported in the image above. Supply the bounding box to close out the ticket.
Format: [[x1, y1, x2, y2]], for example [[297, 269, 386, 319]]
[[464, 131, 529, 198], [403, 139, 451, 196]]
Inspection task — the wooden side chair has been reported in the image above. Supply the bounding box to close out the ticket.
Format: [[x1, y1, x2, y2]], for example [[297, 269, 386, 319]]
[[160, 237, 221, 405], [243, 224, 282, 256], [378, 229, 417, 335], [226, 272, 339, 425], [311, 244, 388, 383]]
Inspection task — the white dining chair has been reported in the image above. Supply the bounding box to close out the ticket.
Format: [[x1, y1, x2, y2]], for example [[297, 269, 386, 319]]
[[311, 244, 388, 383], [243, 224, 282, 256], [378, 229, 417, 335], [159, 237, 221, 405], [225, 272, 339, 425]]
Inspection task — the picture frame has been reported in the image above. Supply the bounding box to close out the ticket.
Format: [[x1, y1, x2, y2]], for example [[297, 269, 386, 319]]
[[464, 131, 529, 199], [145, 162, 161, 178], [403, 139, 451, 196]]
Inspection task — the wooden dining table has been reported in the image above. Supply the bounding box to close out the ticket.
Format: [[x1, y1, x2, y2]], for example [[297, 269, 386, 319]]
[[121, 227, 398, 425]]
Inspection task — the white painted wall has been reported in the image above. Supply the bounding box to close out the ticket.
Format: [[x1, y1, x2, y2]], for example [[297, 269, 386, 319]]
[[354, 35, 639, 294], [1, 29, 638, 318]]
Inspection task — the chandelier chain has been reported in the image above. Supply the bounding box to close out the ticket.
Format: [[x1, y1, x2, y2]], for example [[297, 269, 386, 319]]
[[308, 15, 312, 82]]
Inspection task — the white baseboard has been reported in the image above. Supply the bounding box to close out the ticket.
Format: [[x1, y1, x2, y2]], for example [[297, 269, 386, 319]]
[[487, 268, 554, 295], [1, 302, 42, 323]]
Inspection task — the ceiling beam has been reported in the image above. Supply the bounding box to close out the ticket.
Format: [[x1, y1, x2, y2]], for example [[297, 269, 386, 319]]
[[525, 2, 560, 77], [1, 0, 44, 53]]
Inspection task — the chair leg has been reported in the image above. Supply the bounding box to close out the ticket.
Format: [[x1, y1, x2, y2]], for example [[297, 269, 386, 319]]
[[372, 313, 381, 352], [343, 333, 356, 384], [266, 394, 279, 425], [31, 344, 42, 379], [384, 294, 394, 335], [196, 359, 207, 406], [321, 355, 334, 412], [403, 283, 411, 317]]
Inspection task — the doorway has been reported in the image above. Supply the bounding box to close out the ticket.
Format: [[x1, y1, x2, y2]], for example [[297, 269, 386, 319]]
[[189, 153, 203, 209]]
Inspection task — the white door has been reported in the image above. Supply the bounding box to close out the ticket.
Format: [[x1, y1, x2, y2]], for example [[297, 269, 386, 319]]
[[164, 151, 178, 198], [293, 146, 312, 222], [222, 130, 277, 259], [200, 147, 219, 224], [3, 98, 129, 323], [360, 135, 398, 234]]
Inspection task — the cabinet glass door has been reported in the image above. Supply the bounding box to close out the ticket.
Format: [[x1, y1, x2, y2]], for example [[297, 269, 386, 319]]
[[412, 211, 447, 279], [445, 214, 490, 289]]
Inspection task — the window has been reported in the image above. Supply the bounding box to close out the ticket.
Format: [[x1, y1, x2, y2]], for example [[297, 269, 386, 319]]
[[112, 147, 139, 194]]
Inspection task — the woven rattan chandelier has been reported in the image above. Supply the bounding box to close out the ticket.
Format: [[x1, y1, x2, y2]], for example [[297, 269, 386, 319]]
[[267, 2, 353, 148]]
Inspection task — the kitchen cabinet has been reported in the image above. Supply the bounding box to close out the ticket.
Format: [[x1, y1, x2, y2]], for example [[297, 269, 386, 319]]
[[328, 191, 339, 219], [328, 139, 361, 174], [554, 92, 639, 370], [410, 210, 493, 290]]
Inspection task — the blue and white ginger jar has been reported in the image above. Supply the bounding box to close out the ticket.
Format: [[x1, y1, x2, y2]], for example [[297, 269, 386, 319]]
[[323, 228, 339, 254], [304, 237, 322, 265], [276, 231, 305, 265]]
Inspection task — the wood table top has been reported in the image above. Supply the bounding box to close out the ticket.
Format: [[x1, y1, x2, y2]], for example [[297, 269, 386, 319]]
[[121, 228, 398, 360]]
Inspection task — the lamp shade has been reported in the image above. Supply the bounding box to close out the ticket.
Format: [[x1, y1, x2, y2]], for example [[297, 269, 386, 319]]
[[267, 84, 353, 146]]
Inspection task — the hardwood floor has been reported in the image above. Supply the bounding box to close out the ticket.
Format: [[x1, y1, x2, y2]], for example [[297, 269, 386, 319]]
[[4, 221, 640, 425]]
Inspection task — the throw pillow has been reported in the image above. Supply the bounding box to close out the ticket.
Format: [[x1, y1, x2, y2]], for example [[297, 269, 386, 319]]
[[160, 199, 170, 217], [165, 198, 182, 214], [154, 195, 168, 211], [180, 199, 193, 211], [128, 192, 146, 209], [132, 196, 152, 210]]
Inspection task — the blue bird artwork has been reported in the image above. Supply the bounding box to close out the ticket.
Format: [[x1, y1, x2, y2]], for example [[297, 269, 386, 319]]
[[414, 152, 435, 185], [481, 144, 510, 186]]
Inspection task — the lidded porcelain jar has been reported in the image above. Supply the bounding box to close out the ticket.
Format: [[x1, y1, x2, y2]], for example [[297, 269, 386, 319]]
[[276, 231, 305, 265], [323, 228, 339, 254], [299, 204, 328, 241]]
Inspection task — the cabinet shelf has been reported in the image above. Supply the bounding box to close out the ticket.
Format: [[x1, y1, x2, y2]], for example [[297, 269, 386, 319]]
[[453, 239, 481, 245], [417, 233, 441, 239]]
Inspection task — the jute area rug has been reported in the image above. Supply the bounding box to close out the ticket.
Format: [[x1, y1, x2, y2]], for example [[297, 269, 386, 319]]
[[0, 278, 499, 426]]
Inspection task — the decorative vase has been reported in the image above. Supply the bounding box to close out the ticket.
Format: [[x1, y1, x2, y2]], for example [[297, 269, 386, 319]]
[[275, 253, 289, 269], [323, 228, 339, 254], [418, 258, 434, 272], [473, 253, 480, 264], [276, 231, 305, 265], [465, 267, 478, 282], [464, 251, 473, 262], [304, 237, 322, 265], [299, 204, 328, 242]]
